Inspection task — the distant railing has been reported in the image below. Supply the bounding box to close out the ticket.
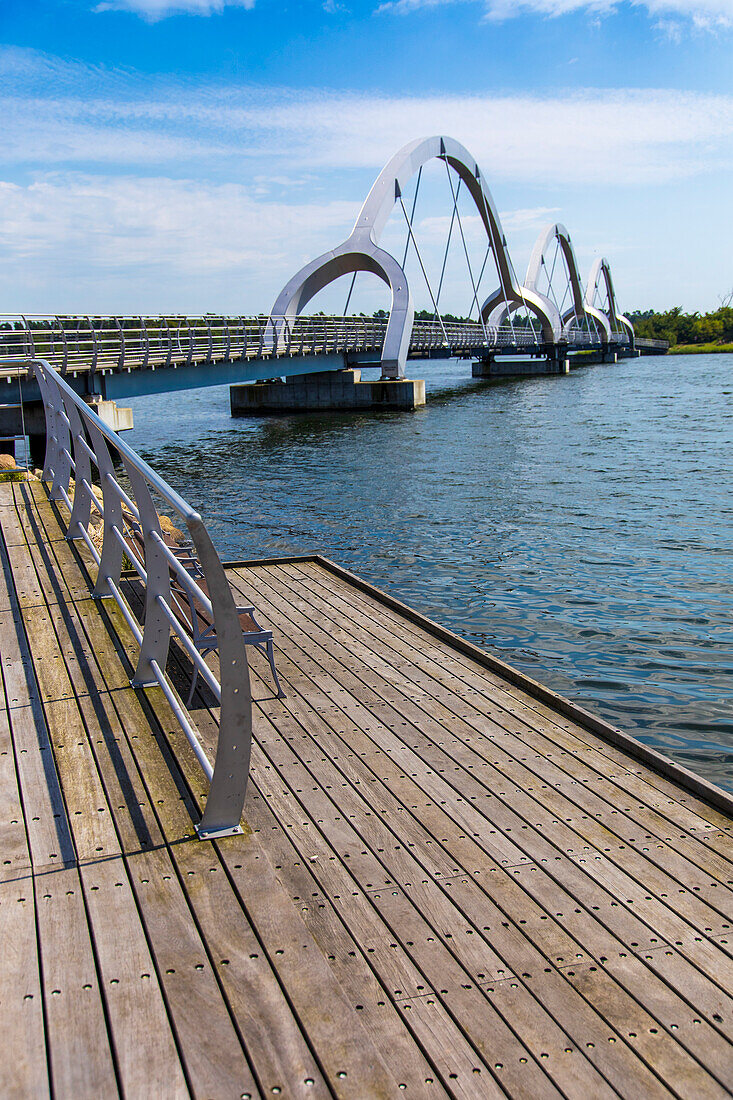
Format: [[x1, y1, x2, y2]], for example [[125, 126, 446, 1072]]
[[0, 313, 627, 377], [28, 356, 252, 840]]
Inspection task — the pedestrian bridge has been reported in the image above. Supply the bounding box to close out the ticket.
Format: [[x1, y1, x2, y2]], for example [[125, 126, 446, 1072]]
[[0, 135, 635, 405]]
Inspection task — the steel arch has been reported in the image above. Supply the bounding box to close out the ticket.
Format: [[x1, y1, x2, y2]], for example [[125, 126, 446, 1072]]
[[269, 136, 557, 378], [524, 223, 611, 341], [586, 257, 634, 344]]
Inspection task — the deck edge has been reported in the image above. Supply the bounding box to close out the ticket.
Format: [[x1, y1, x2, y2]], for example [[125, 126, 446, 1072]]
[[222, 551, 733, 819]]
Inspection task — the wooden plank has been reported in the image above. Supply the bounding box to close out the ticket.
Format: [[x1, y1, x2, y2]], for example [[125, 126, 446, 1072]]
[[78, 855, 189, 1098], [0, 704, 32, 880], [34, 866, 118, 1096], [127, 847, 260, 1099], [6, 703, 76, 873], [0, 877, 49, 1099]]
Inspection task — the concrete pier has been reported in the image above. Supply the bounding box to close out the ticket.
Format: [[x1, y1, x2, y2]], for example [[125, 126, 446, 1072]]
[[0, 396, 133, 462], [231, 368, 426, 414], [472, 353, 569, 379]]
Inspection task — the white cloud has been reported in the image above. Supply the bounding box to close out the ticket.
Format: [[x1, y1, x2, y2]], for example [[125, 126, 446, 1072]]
[[94, 0, 255, 21], [2, 80, 733, 186], [378, 0, 733, 29], [0, 174, 357, 312]]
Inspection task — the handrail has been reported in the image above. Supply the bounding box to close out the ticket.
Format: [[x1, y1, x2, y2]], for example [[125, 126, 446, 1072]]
[[26, 356, 253, 840], [0, 313, 632, 378]]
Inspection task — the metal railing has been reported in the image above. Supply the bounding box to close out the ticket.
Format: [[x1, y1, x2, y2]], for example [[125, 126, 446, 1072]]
[[28, 356, 253, 840], [0, 314, 626, 377]]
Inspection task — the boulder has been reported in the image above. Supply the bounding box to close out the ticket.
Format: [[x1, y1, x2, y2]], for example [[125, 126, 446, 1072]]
[[0, 453, 17, 471]]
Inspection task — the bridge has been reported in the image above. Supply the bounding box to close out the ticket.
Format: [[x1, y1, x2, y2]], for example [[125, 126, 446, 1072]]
[[1, 135, 641, 438]]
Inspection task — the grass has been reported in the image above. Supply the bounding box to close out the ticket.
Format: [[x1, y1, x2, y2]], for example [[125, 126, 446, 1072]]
[[0, 470, 31, 483], [667, 342, 733, 355]]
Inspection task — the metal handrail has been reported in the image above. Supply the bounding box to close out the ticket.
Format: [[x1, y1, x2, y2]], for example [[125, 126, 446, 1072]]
[[27, 356, 253, 840], [0, 313, 631, 377]]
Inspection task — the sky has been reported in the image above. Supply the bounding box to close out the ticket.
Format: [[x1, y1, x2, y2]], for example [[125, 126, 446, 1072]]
[[1, 0, 732, 319]]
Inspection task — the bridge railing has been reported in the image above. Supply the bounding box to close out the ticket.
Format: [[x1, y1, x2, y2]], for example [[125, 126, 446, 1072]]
[[0, 314, 622, 377], [26, 356, 253, 840]]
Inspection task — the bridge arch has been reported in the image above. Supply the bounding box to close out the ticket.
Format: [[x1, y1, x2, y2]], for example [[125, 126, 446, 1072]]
[[585, 257, 634, 345], [525, 223, 610, 341], [270, 136, 557, 378]]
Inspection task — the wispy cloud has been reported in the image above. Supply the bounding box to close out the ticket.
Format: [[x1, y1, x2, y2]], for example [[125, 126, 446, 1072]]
[[378, 0, 733, 30], [94, 0, 255, 21], [2, 49, 733, 187]]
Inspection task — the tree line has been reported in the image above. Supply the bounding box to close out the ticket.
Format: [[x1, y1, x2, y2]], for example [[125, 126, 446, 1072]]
[[628, 299, 733, 347]]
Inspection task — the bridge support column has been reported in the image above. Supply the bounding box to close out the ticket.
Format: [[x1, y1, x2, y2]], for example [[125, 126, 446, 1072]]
[[230, 369, 426, 415], [0, 397, 133, 468]]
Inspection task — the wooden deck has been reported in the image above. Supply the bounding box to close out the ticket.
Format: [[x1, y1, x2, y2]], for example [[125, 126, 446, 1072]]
[[1, 476, 732, 1099]]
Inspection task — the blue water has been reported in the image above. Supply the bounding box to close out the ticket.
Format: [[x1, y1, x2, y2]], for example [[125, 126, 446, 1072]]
[[124, 353, 733, 792]]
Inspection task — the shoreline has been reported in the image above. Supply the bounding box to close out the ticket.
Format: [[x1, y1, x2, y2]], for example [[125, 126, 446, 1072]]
[[667, 342, 733, 354]]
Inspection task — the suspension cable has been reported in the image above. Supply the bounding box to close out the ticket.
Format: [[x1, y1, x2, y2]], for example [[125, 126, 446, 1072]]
[[343, 272, 357, 316], [443, 161, 487, 338], [434, 177, 461, 319], [474, 171, 516, 341], [398, 193, 448, 342], [401, 166, 423, 271]]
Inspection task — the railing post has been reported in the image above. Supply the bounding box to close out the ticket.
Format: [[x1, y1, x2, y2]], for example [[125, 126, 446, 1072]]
[[114, 318, 125, 370], [56, 317, 69, 374], [66, 400, 94, 538], [32, 362, 72, 496], [123, 462, 173, 686], [186, 321, 194, 366], [187, 515, 252, 838], [86, 420, 125, 598], [141, 318, 150, 370]]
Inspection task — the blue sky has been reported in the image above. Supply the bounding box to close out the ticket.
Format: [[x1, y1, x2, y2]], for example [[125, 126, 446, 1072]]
[[1, 0, 732, 318]]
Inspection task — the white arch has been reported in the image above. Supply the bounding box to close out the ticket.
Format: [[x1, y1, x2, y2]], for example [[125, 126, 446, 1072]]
[[585, 258, 634, 344], [525, 223, 610, 340], [270, 136, 557, 378]]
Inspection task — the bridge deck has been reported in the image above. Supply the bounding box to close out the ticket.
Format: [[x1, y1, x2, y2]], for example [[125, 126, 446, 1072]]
[[1, 477, 732, 1099]]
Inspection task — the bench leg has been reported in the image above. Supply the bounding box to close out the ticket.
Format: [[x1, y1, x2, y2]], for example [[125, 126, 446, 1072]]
[[267, 640, 285, 699], [186, 667, 199, 707]]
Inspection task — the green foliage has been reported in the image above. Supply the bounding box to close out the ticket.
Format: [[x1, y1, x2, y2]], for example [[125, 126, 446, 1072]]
[[628, 305, 733, 347]]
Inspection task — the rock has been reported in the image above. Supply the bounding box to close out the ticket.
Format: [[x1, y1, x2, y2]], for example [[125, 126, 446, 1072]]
[[0, 453, 17, 470], [159, 513, 185, 545]]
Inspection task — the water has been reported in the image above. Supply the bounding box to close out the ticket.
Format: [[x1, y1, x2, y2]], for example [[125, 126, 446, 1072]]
[[124, 353, 733, 792]]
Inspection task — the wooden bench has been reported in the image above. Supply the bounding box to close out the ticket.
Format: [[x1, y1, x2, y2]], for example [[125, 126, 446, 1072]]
[[124, 518, 284, 703]]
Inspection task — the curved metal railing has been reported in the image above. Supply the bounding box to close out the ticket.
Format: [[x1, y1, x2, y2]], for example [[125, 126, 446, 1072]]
[[28, 356, 253, 840]]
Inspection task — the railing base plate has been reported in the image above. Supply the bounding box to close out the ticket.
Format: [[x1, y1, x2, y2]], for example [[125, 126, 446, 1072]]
[[195, 823, 244, 841]]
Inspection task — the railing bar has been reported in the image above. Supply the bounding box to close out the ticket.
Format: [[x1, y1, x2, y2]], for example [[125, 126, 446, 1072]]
[[103, 474, 141, 520], [79, 478, 104, 516], [149, 659, 214, 780], [73, 520, 102, 566], [75, 434, 98, 464], [104, 574, 143, 644], [149, 531, 214, 617], [110, 525, 147, 582]]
